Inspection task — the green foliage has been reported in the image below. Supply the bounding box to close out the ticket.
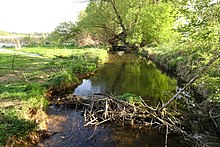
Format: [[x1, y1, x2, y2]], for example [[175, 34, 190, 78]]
[[117, 93, 142, 106], [195, 75, 220, 102], [51, 56, 97, 73], [127, 2, 176, 45], [77, 1, 119, 43], [151, 0, 220, 102], [46, 69, 79, 89], [21, 35, 47, 47], [0, 84, 28, 100], [23, 83, 48, 109], [177, 0, 219, 102], [48, 21, 79, 46], [25, 83, 45, 96], [0, 52, 49, 78], [153, 41, 219, 102], [0, 46, 108, 144], [176, 0, 219, 53], [77, 0, 176, 46]]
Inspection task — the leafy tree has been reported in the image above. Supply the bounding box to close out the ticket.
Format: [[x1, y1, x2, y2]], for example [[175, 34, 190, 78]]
[[48, 21, 80, 46], [77, 0, 176, 50], [179, 0, 220, 100], [177, 0, 220, 48], [126, 1, 175, 46], [158, 0, 220, 101], [21, 35, 46, 47], [77, 1, 119, 44]]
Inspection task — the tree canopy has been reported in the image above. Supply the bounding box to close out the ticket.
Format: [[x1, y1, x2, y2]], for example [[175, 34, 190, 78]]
[[48, 21, 80, 46], [50, 0, 219, 54], [77, 0, 176, 49]]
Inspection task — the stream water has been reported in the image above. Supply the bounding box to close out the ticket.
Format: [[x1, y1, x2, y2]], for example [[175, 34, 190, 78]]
[[38, 53, 219, 147], [74, 53, 177, 106]]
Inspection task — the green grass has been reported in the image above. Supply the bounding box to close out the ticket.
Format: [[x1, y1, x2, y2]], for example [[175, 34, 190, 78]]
[[150, 42, 220, 102], [0, 46, 108, 145], [0, 83, 28, 100], [45, 69, 79, 92], [0, 53, 50, 77], [0, 108, 37, 146], [8, 46, 108, 61]]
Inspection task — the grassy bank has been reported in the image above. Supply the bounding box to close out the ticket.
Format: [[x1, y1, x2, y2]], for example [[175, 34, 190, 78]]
[[148, 43, 219, 102], [0, 46, 108, 146], [146, 42, 220, 127]]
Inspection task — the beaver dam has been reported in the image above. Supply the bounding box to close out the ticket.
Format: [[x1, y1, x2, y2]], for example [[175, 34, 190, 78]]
[[38, 53, 220, 147]]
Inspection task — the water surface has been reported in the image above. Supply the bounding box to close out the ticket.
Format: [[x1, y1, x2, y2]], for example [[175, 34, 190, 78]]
[[38, 53, 195, 147], [74, 53, 177, 106], [38, 105, 184, 147]]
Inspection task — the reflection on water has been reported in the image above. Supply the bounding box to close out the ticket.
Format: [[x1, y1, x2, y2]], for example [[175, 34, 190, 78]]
[[38, 53, 220, 147], [74, 54, 177, 106], [38, 54, 185, 147], [38, 105, 184, 147]]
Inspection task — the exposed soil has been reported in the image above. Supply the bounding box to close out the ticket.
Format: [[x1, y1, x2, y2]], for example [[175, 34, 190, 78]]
[[0, 99, 21, 108]]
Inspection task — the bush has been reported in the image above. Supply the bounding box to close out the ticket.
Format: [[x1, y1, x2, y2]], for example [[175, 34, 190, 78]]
[[46, 69, 79, 91], [117, 93, 142, 106]]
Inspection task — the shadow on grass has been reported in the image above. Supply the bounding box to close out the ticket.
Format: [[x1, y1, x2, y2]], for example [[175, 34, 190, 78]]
[[0, 109, 37, 146], [0, 47, 108, 145]]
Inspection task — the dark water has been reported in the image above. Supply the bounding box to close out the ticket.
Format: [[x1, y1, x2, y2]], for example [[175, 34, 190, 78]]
[[37, 105, 184, 147], [74, 53, 177, 106], [38, 53, 219, 147]]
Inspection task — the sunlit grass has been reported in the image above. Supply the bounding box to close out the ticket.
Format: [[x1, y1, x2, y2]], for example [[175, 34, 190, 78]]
[[8, 46, 108, 60], [0, 52, 49, 77], [151, 42, 220, 102], [0, 46, 108, 145]]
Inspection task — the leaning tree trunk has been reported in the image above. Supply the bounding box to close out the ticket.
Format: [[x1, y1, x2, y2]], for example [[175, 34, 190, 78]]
[[107, 0, 130, 51], [158, 51, 220, 111]]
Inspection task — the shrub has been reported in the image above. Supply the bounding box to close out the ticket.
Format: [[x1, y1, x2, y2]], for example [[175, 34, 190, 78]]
[[117, 93, 142, 106], [45, 69, 79, 91]]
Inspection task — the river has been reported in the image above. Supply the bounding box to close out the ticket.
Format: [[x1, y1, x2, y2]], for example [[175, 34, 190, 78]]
[[37, 53, 220, 147]]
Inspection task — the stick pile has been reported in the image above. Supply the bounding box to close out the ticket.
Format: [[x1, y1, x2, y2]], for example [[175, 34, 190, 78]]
[[52, 93, 207, 146]]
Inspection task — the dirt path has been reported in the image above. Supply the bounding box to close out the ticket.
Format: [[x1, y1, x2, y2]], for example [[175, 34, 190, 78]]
[[0, 99, 21, 108], [0, 47, 41, 57]]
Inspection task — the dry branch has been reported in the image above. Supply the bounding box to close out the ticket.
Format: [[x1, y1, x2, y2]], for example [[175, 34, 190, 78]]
[[12, 52, 29, 83], [159, 52, 220, 111], [55, 93, 208, 146]]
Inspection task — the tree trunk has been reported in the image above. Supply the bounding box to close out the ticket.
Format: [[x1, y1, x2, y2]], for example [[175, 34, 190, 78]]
[[108, 0, 130, 51]]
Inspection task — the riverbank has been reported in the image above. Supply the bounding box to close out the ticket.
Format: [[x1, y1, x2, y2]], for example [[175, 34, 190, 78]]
[[37, 52, 194, 147], [147, 44, 219, 99], [0, 46, 108, 146], [144, 44, 220, 135], [38, 52, 220, 146]]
